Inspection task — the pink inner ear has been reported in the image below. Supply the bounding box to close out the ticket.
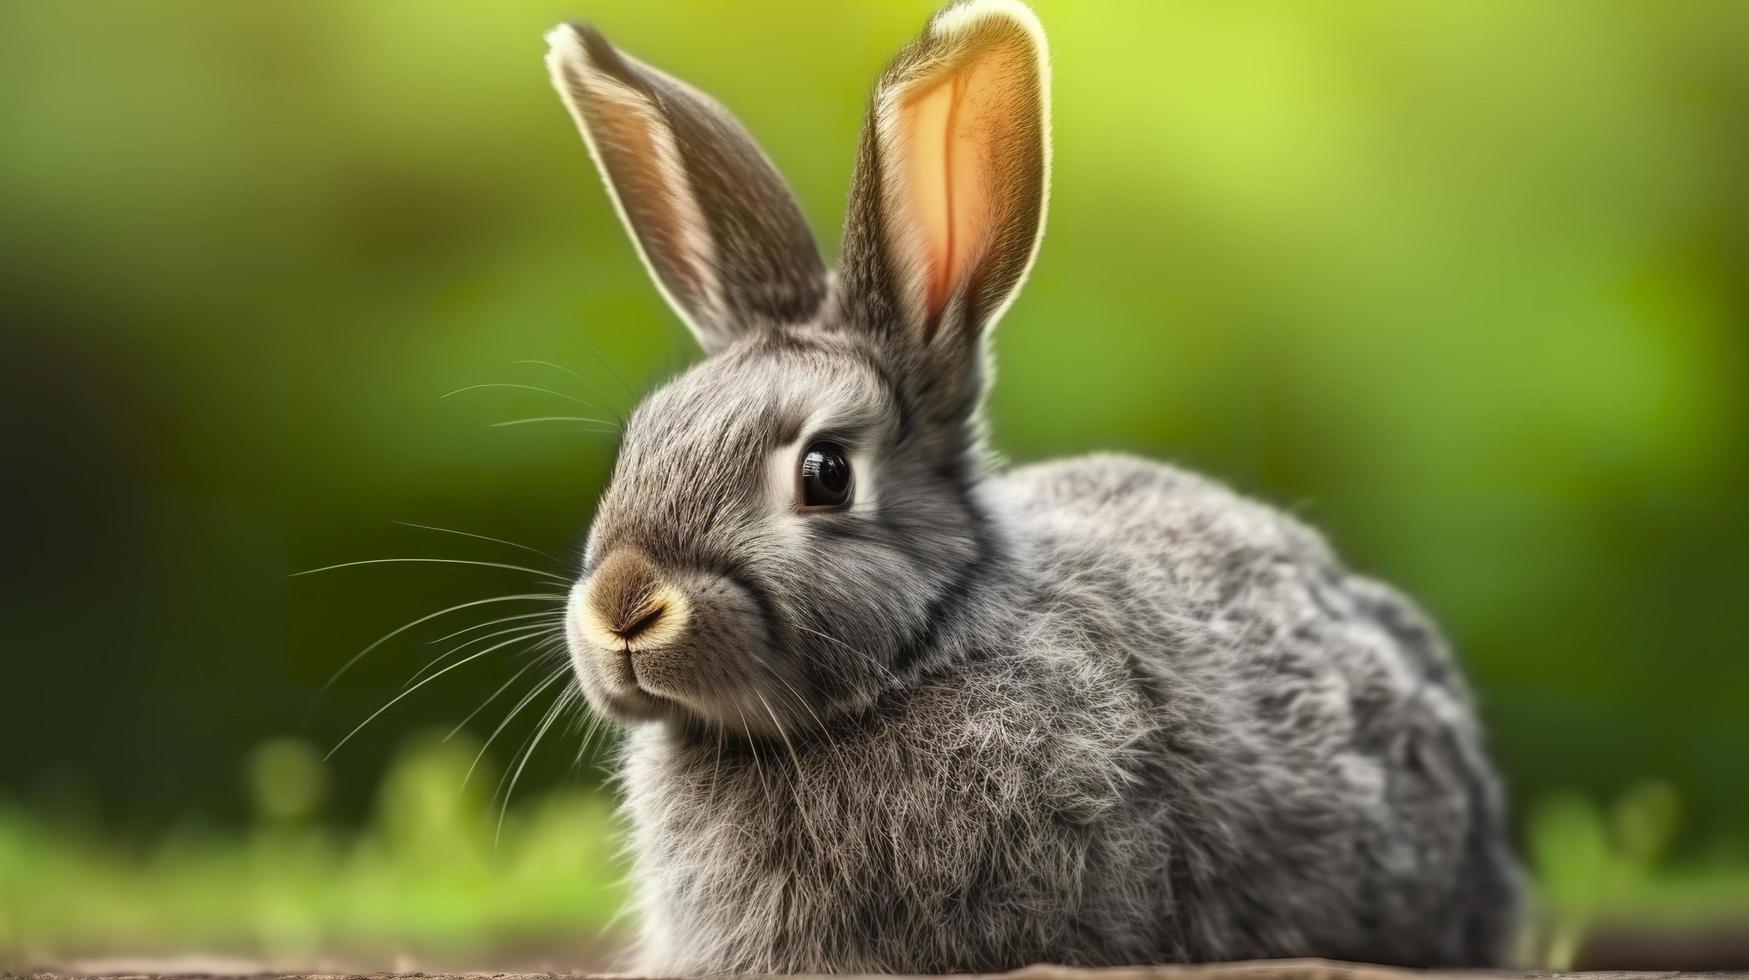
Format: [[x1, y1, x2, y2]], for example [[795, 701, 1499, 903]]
[[903, 77, 969, 325], [897, 40, 1025, 337]]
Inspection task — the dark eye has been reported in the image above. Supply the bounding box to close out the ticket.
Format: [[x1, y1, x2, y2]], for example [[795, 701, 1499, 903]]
[[799, 442, 853, 509]]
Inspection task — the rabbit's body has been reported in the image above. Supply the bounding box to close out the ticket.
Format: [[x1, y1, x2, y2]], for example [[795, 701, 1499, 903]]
[[545, 1, 1522, 971], [619, 454, 1518, 973]]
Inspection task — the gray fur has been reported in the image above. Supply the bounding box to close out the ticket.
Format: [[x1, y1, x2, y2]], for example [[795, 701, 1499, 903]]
[[545, 1, 1523, 973]]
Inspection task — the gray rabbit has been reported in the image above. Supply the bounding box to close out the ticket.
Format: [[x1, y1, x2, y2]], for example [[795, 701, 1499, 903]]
[[543, 0, 1522, 972]]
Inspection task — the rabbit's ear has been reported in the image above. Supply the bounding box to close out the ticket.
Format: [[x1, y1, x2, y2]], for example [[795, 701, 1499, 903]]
[[839, 0, 1050, 350], [546, 24, 828, 353]]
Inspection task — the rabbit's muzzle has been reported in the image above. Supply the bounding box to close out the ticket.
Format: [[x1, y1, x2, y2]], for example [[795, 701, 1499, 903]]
[[566, 545, 774, 727]]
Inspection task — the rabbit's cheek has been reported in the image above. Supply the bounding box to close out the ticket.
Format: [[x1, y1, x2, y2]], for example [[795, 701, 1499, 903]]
[[649, 574, 767, 692]]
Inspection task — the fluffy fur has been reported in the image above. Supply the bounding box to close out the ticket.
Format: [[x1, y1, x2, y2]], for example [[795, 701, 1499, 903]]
[[543, 1, 1523, 973]]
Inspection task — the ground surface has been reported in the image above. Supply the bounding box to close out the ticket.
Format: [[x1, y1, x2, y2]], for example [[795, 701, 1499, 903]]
[[6, 960, 1749, 980]]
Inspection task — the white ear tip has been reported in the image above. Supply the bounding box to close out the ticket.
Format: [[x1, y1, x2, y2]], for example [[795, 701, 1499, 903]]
[[931, 0, 1047, 46], [546, 23, 592, 69]]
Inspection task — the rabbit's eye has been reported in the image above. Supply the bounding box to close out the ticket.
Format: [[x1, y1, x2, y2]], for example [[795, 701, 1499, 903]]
[[799, 442, 853, 509]]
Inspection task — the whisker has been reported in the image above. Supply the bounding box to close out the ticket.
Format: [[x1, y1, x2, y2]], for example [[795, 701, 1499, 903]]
[[579, 707, 615, 772], [567, 703, 598, 772], [496, 682, 579, 845], [324, 629, 556, 761], [754, 691, 801, 773], [464, 666, 570, 790], [513, 357, 597, 387], [513, 358, 629, 424], [402, 621, 564, 693], [768, 670, 835, 746], [752, 691, 823, 858], [393, 520, 565, 565], [306, 592, 563, 718], [793, 622, 900, 685], [566, 690, 619, 770], [561, 330, 642, 408], [445, 653, 551, 743], [709, 721, 726, 804], [730, 701, 772, 802], [443, 382, 610, 412], [291, 557, 571, 585], [489, 416, 622, 432], [430, 609, 564, 646]]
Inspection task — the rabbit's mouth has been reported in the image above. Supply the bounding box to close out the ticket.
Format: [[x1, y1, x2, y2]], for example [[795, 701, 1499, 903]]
[[567, 637, 691, 724], [605, 647, 684, 709]]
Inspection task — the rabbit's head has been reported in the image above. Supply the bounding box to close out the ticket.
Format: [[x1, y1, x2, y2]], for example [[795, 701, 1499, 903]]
[[548, 0, 1049, 736]]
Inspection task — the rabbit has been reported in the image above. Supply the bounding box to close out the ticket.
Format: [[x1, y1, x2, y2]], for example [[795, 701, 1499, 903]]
[[542, 0, 1523, 973]]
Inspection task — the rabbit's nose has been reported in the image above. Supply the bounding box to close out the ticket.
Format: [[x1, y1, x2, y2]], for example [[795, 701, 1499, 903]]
[[579, 547, 690, 651], [611, 602, 667, 641]]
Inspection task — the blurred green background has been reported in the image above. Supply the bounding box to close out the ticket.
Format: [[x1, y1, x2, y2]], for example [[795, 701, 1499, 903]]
[[2, 0, 1746, 969]]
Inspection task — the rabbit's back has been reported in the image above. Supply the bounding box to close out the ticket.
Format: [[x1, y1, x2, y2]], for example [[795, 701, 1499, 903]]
[[994, 452, 1522, 965]]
